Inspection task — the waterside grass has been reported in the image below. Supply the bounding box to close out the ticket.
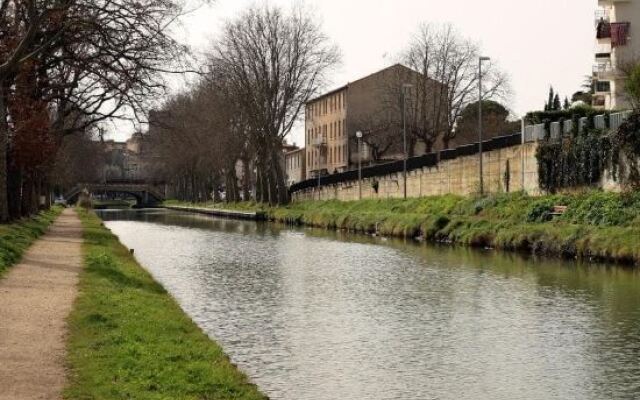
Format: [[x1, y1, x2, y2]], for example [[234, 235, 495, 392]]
[[65, 209, 267, 400], [0, 206, 62, 277], [166, 190, 640, 265]]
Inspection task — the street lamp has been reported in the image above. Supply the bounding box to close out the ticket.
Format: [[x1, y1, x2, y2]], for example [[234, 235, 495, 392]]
[[356, 131, 363, 200], [478, 56, 490, 196], [402, 83, 413, 199]]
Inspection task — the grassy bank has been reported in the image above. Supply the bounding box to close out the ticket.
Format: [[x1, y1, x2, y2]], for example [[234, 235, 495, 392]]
[[65, 210, 266, 400], [92, 199, 134, 209], [166, 191, 640, 265], [164, 199, 268, 212], [0, 207, 62, 277]]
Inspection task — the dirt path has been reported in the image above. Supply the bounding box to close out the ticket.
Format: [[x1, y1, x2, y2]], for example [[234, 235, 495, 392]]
[[0, 208, 83, 400]]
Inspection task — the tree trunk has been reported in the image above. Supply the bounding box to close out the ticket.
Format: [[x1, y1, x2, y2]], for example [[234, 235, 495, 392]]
[[242, 157, 251, 201], [8, 164, 21, 219], [273, 154, 288, 204], [0, 84, 9, 222]]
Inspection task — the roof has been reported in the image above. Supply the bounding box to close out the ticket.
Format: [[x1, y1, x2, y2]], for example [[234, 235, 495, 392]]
[[306, 84, 348, 105], [284, 147, 305, 156], [305, 63, 428, 105]]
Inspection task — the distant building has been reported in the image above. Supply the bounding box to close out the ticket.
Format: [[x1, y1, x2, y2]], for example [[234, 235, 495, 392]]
[[304, 63, 445, 179], [102, 132, 154, 181], [593, 0, 638, 110], [285, 147, 306, 186]]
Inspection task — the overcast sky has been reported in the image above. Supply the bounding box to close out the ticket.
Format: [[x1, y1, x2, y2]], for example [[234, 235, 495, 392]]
[[110, 0, 594, 145]]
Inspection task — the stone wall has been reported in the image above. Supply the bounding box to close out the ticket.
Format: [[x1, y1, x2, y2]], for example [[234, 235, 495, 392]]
[[292, 141, 541, 201]]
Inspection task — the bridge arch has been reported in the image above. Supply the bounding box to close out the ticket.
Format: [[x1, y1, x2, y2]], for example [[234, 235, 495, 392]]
[[65, 182, 165, 208]]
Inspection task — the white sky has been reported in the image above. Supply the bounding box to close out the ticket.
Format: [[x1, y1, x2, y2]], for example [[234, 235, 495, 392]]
[[110, 0, 595, 145]]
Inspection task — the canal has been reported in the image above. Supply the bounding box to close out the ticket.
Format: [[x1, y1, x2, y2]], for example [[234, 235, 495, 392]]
[[97, 209, 640, 400]]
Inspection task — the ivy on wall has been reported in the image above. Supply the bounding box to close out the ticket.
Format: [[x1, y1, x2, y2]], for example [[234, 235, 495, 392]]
[[610, 113, 640, 188], [536, 129, 611, 193], [536, 110, 640, 193]]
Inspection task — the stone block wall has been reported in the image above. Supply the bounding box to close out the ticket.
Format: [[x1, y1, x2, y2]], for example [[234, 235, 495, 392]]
[[292, 142, 541, 201]]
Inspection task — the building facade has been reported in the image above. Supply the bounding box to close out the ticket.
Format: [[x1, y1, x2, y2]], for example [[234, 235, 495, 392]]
[[594, 0, 639, 110], [103, 132, 154, 181], [305, 86, 349, 178], [285, 148, 307, 186], [304, 64, 441, 179]]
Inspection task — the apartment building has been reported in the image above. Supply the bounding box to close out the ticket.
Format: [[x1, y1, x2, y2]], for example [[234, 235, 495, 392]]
[[305, 85, 348, 179], [594, 0, 639, 110], [305, 64, 438, 179]]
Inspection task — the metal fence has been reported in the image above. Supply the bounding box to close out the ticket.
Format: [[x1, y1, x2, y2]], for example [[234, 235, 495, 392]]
[[523, 110, 632, 143]]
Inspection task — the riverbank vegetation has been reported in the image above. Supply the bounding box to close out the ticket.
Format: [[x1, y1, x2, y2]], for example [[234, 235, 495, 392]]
[[166, 190, 640, 265], [65, 210, 266, 400], [0, 207, 62, 277]]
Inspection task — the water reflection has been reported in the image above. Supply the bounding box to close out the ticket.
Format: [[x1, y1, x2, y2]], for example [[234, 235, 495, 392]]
[[97, 209, 640, 400]]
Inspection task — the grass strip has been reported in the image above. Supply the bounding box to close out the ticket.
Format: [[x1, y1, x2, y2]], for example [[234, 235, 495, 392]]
[[65, 209, 266, 400], [165, 190, 640, 265], [0, 206, 62, 277]]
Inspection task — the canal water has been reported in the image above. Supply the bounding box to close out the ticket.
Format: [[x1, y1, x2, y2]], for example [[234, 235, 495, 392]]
[[97, 209, 640, 400]]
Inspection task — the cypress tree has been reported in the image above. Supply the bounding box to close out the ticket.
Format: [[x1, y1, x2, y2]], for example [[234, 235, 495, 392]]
[[553, 93, 561, 110]]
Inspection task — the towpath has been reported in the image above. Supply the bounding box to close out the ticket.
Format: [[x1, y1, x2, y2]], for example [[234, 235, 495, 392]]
[[0, 208, 83, 400]]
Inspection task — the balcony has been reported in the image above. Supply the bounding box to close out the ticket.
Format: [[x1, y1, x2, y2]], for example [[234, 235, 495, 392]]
[[312, 137, 327, 147], [593, 61, 612, 72]]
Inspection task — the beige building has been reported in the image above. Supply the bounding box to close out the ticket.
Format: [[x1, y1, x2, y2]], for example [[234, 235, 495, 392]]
[[305, 64, 441, 179], [103, 132, 155, 181], [305, 86, 349, 178], [285, 147, 306, 186], [594, 0, 639, 110]]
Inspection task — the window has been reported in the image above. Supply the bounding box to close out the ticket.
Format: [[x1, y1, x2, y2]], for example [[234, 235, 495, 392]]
[[595, 80, 611, 93]]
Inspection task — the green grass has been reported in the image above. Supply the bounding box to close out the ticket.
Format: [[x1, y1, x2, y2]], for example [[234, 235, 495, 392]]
[[165, 190, 640, 265], [0, 207, 63, 277], [65, 210, 267, 400], [92, 199, 134, 209], [164, 199, 269, 213]]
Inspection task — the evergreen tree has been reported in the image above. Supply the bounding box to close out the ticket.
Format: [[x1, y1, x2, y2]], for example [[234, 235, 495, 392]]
[[547, 86, 555, 111], [563, 97, 571, 110], [553, 93, 561, 110]]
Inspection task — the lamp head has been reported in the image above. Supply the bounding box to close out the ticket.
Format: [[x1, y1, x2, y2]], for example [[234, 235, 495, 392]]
[[356, 131, 363, 138], [480, 56, 491, 62]]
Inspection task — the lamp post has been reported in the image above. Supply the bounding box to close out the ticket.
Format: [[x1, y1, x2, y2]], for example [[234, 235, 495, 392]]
[[478, 56, 490, 196], [402, 83, 413, 199], [356, 131, 363, 200], [316, 138, 322, 201]]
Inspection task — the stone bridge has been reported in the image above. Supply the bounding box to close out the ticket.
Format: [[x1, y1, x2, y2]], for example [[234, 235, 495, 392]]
[[65, 181, 165, 208]]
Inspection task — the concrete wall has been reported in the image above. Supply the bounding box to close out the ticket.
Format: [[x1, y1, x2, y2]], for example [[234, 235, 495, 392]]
[[292, 141, 541, 201]]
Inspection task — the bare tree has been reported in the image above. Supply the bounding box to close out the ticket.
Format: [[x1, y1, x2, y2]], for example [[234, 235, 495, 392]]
[[404, 23, 510, 151], [209, 4, 340, 204], [0, 0, 200, 220], [348, 64, 418, 162]]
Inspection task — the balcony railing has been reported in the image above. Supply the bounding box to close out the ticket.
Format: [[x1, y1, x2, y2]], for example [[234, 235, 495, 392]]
[[593, 62, 614, 75], [312, 137, 327, 147]]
